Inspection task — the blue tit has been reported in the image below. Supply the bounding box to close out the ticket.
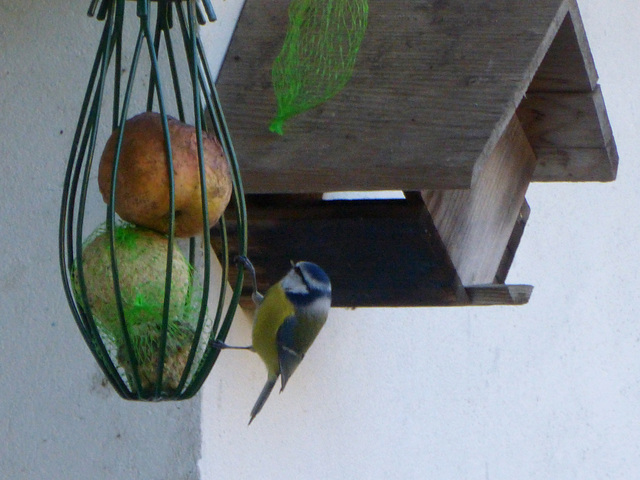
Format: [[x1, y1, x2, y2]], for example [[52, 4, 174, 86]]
[[237, 256, 332, 424]]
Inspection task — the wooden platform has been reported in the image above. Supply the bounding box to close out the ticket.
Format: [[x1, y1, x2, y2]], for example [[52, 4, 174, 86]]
[[212, 194, 533, 308]]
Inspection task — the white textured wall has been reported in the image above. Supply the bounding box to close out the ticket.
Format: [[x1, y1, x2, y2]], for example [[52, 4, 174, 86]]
[[200, 1, 640, 479], [1, 0, 639, 479]]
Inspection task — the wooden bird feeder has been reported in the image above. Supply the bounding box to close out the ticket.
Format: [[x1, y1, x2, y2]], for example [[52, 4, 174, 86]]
[[213, 0, 617, 308]]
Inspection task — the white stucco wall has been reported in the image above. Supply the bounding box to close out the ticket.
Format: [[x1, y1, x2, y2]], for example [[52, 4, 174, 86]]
[[200, 1, 640, 479], [1, 0, 639, 479]]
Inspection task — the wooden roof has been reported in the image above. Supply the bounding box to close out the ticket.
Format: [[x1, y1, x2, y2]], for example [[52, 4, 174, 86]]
[[216, 0, 617, 194]]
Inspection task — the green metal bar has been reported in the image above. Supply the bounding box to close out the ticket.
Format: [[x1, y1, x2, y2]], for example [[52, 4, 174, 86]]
[[138, 4, 177, 399], [146, 0, 165, 112], [197, 16, 247, 347], [87, 0, 100, 17], [175, 3, 249, 262], [96, 0, 111, 21], [160, 5, 192, 390], [176, 0, 247, 396], [137, 0, 148, 18], [74, 8, 127, 393], [181, 13, 248, 401], [175, 0, 212, 393], [194, 35, 248, 339], [195, 33, 248, 244], [162, 14, 186, 122], [173, 0, 220, 396], [112, 0, 124, 129], [107, 24, 149, 397], [60, 6, 113, 325], [181, 214, 229, 398], [200, 0, 216, 22], [66, 0, 133, 398]]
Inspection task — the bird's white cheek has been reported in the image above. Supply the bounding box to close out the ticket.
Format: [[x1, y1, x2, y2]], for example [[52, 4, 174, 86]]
[[281, 272, 308, 294], [309, 297, 331, 317]]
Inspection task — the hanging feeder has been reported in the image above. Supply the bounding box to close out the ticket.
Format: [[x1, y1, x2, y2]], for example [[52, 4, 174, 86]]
[[59, 0, 247, 400]]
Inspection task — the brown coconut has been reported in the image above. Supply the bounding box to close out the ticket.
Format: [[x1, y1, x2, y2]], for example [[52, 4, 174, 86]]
[[98, 112, 233, 237]]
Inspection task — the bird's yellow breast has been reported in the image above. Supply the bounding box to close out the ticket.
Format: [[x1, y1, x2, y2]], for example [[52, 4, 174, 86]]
[[252, 283, 295, 376]]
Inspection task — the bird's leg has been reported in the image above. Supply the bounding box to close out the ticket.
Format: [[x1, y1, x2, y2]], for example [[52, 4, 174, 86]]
[[209, 339, 253, 351], [235, 255, 264, 306], [208, 256, 263, 352]]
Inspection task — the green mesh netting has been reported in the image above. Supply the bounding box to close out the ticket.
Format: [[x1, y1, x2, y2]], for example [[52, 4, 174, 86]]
[[72, 223, 206, 394], [269, 0, 369, 134]]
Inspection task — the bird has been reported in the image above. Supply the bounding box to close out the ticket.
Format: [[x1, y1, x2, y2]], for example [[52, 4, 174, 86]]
[[236, 255, 332, 424]]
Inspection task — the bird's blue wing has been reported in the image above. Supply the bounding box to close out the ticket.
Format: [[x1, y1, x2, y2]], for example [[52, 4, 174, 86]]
[[276, 315, 305, 392]]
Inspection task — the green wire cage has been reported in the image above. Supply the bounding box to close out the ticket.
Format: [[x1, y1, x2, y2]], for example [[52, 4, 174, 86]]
[[59, 0, 247, 400]]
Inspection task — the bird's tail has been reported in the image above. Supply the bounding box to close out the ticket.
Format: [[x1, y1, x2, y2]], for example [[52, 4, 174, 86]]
[[249, 375, 278, 425]]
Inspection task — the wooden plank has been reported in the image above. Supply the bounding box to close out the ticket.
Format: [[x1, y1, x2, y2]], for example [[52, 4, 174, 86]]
[[520, 88, 612, 148], [216, 0, 570, 193], [212, 195, 466, 308], [464, 284, 533, 306], [212, 194, 534, 308], [519, 87, 618, 181], [494, 199, 530, 284], [527, 6, 598, 92], [529, 147, 616, 182], [422, 115, 538, 285], [518, 2, 617, 181]]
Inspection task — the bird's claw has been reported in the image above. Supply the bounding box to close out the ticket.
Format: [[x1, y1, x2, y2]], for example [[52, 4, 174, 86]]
[[234, 255, 264, 306]]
